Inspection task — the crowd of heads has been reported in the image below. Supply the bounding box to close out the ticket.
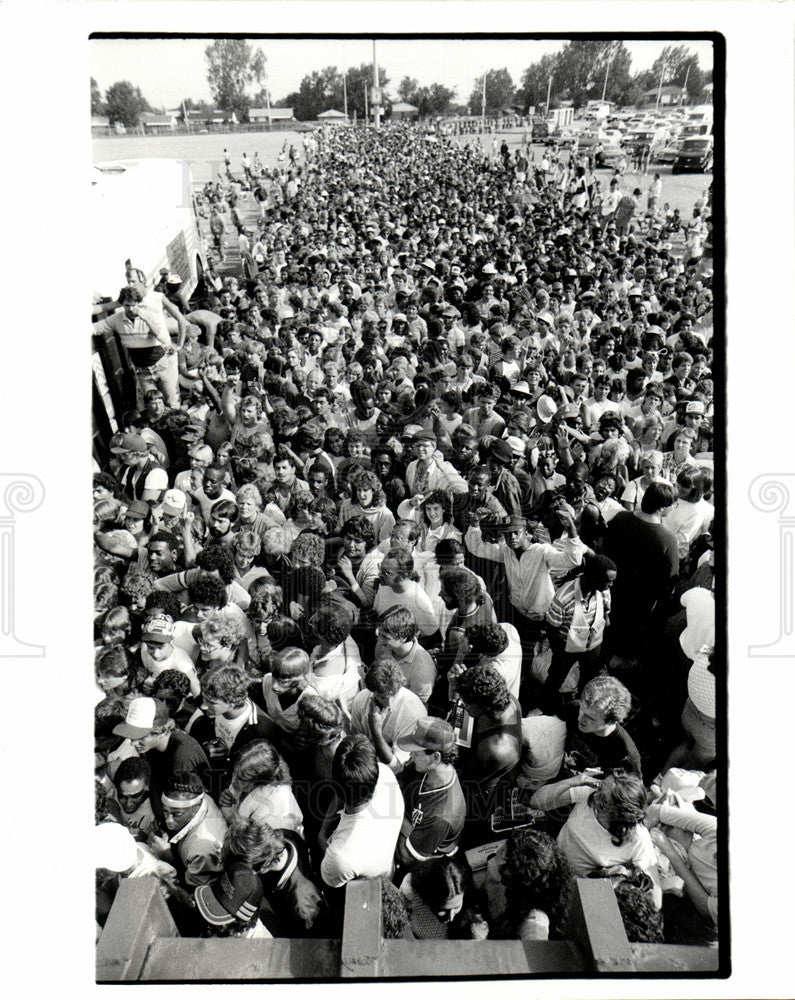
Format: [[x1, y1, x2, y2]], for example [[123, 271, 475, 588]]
[[94, 122, 718, 956]]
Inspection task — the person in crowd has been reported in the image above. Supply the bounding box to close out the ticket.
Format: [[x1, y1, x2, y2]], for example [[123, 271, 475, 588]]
[[318, 734, 404, 891], [93, 120, 720, 954]]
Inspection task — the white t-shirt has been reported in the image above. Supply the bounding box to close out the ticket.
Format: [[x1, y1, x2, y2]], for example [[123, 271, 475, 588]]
[[558, 797, 657, 878], [320, 764, 404, 888], [373, 581, 439, 637]]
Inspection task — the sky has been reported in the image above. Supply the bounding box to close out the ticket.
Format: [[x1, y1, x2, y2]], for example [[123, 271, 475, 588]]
[[91, 36, 714, 110]]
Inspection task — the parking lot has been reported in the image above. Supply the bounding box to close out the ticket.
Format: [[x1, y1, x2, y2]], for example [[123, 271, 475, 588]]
[[461, 131, 712, 220]]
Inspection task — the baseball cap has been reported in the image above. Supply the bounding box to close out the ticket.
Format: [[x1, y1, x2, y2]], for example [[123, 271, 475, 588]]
[[414, 430, 437, 444], [113, 697, 170, 740], [95, 822, 138, 873], [499, 515, 529, 533], [685, 400, 705, 415], [142, 614, 175, 645], [111, 433, 148, 455], [397, 717, 457, 754], [195, 863, 265, 926], [125, 500, 150, 520], [161, 489, 187, 516]]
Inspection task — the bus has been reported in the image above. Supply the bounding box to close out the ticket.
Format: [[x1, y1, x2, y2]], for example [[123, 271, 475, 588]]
[[91, 159, 209, 465]]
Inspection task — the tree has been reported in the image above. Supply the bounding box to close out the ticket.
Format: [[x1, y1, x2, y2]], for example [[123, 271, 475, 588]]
[[205, 39, 266, 121], [468, 68, 516, 115], [554, 40, 633, 109], [91, 77, 105, 117], [343, 63, 390, 120], [398, 76, 419, 102], [282, 65, 343, 121], [648, 46, 706, 102], [104, 81, 151, 128], [518, 53, 559, 112], [394, 77, 456, 117]]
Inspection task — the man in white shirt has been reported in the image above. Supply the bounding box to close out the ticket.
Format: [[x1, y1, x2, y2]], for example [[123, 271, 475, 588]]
[[319, 735, 404, 890]]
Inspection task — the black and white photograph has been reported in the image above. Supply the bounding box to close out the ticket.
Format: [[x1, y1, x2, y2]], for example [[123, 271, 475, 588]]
[[90, 31, 725, 982], [1, 2, 794, 997]]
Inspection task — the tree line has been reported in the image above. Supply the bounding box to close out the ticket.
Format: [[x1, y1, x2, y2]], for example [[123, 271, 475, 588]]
[[92, 39, 712, 128]]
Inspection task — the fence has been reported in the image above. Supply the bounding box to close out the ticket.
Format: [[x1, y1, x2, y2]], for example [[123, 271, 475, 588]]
[[96, 875, 719, 982]]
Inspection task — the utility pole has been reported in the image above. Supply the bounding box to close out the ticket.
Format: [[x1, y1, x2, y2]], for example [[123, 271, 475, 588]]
[[656, 57, 666, 110], [373, 39, 381, 130], [546, 73, 553, 115], [682, 62, 691, 106], [601, 43, 613, 104], [481, 71, 487, 128], [342, 43, 348, 119], [364, 82, 369, 124]]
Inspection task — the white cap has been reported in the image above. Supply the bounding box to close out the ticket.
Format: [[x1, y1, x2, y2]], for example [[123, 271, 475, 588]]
[[161, 489, 187, 516]]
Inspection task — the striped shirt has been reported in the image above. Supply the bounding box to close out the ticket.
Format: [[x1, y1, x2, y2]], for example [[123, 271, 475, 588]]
[[545, 578, 611, 640]]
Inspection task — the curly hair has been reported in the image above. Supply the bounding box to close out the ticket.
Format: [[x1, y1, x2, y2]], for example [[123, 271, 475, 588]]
[[465, 622, 509, 658], [381, 876, 410, 939], [364, 658, 406, 698], [231, 739, 292, 793], [591, 772, 648, 847], [351, 469, 386, 509], [119, 571, 155, 603], [290, 531, 326, 568], [188, 576, 228, 610], [223, 815, 285, 872], [152, 668, 192, 701], [580, 675, 632, 726], [502, 830, 573, 937], [340, 514, 377, 551], [613, 881, 665, 943], [297, 694, 345, 746], [144, 590, 182, 621], [440, 567, 483, 609], [199, 611, 245, 650], [260, 525, 288, 557], [247, 582, 283, 623], [196, 544, 236, 584], [456, 664, 511, 714], [421, 489, 454, 524], [113, 755, 152, 789]]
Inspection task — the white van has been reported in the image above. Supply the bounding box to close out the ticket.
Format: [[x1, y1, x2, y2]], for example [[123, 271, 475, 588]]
[[91, 158, 208, 311]]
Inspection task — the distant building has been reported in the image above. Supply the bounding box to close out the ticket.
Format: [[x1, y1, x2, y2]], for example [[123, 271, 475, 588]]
[[91, 115, 111, 136], [249, 107, 296, 124], [390, 101, 419, 120], [641, 85, 686, 107], [186, 109, 239, 126], [317, 109, 349, 125], [140, 112, 177, 132]]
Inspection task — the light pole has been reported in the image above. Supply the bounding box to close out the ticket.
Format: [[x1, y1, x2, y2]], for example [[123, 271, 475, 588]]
[[373, 39, 381, 131], [546, 73, 553, 115]]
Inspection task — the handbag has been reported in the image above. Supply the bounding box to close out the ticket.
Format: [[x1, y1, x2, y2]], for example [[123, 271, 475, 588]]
[[564, 581, 605, 654]]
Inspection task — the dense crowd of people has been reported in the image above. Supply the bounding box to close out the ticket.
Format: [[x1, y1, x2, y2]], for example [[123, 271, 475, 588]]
[[93, 121, 718, 955]]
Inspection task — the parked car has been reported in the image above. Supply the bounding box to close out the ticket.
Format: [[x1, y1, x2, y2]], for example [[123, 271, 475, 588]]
[[596, 140, 624, 167], [656, 138, 684, 164], [672, 136, 714, 173]]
